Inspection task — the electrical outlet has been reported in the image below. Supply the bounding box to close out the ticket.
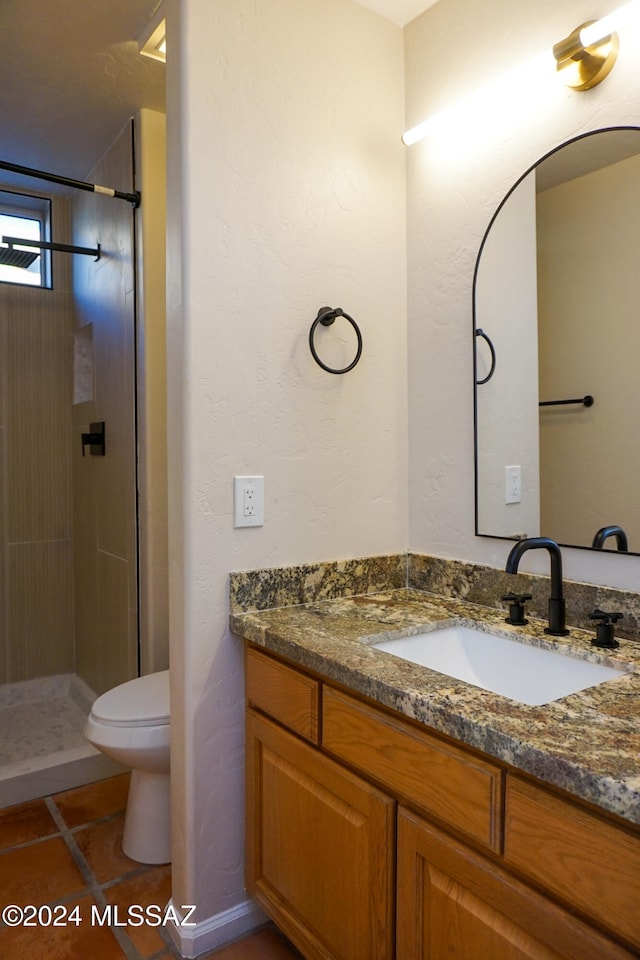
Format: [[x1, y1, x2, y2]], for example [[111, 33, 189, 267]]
[[234, 476, 264, 527], [504, 465, 522, 504]]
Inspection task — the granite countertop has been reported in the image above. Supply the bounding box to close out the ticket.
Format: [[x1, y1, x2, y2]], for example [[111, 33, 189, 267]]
[[231, 587, 640, 826]]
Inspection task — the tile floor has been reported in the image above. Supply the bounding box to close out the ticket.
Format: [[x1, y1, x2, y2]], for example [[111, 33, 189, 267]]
[[0, 774, 301, 960]]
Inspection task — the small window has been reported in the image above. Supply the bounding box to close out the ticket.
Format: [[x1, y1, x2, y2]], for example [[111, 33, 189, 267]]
[[0, 190, 52, 288]]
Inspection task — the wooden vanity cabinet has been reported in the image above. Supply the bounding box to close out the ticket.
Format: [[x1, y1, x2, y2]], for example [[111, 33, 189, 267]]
[[245, 704, 395, 959], [246, 710, 395, 960], [245, 645, 639, 960], [397, 807, 635, 960]]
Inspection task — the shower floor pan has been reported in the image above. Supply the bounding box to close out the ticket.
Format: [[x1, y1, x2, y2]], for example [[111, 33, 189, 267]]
[[0, 673, 123, 809]]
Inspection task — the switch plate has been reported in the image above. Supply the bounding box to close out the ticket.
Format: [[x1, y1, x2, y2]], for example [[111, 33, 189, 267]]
[[505, 465, 522, 504], [234, 476, 264, 527]]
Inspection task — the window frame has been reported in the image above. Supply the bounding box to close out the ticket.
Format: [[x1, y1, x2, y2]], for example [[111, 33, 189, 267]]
[[0, 189, 52, 289]]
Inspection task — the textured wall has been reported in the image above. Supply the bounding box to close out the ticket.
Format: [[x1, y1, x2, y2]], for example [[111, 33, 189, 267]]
[[405, 0, 640, 591], [166, 0, 406, 936]]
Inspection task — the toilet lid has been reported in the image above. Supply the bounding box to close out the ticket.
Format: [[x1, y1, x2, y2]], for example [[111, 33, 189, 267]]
[[91, 670, 170, 727]]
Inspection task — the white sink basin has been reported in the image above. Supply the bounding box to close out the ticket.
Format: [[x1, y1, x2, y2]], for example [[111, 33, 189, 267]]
[[372, 622, 626, 706]]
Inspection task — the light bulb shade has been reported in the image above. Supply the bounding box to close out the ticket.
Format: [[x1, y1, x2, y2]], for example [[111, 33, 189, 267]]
[[138, 10, 166, 63], [553, 20, 619, 90], [402, 119, 433, 146], [580, 15, 618, 46]]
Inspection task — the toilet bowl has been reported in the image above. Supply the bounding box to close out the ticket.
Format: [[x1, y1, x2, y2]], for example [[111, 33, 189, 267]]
[[84, 670, 170, 865]]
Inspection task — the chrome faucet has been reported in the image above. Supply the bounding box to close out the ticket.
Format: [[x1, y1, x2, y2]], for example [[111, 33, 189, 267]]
[[505, 537, 570, 637]]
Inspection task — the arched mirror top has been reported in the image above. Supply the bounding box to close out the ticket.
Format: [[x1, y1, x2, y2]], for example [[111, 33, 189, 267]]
[[474, 126, 640, 557]]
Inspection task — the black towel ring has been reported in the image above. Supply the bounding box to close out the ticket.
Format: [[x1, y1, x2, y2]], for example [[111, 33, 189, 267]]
[[309, 306, 363, 375], [475, 328, 496, 384]]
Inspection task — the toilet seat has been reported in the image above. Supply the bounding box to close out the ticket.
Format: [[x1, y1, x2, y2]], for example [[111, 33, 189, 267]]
[[91, 670, 169, 728]]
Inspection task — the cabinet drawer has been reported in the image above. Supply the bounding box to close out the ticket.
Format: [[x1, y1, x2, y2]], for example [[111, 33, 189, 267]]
[[505, 776, 640, 950], [245, 647, 320, 743], [322, 686, 502, 851]]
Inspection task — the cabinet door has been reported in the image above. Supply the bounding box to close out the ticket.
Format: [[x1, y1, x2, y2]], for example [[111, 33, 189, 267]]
[[504, 776, 640, 952], [397, 807, 635, 960], [246, 708, 395, 960]]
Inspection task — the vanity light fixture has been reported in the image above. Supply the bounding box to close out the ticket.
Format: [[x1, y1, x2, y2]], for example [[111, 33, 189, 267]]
[[553, 19, 619, 90], [402, 1, 640, 146], [139, 7, 166, 63]]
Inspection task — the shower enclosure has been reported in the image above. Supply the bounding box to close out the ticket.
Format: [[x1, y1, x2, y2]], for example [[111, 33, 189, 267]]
[[0, 122, 140, 807]]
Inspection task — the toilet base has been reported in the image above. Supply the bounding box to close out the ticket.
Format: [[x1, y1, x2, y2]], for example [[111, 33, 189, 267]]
[[122, 770, 171, 864]]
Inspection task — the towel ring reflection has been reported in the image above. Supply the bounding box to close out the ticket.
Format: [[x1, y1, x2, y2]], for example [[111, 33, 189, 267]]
[[475, 328, 496, 384], [309, 306, 363, 375]]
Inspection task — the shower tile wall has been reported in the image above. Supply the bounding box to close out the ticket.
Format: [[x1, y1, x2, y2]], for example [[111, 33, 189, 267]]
[[71, 122, 138, 696], [0, 198, 74, 684]]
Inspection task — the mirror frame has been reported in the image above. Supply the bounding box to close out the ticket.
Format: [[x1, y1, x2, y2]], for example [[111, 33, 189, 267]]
[[472, 125, 640, 557]]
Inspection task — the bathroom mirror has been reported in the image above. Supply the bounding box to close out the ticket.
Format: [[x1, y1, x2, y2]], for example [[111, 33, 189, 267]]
[[474, 126, 640, 556]]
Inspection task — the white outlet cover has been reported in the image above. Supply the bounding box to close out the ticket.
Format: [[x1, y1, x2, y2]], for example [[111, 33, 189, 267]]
[[504, 465, 521, 505], [234, 476, 264, 527]]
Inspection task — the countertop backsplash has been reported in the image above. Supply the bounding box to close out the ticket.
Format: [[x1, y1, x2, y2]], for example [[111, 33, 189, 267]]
[[408, 554, 640, 643], [229, 553, 407, 615], [230, 552, 640, 643]]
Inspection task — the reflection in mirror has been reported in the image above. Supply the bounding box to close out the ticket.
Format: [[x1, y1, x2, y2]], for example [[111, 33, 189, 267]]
[[474, 127, 640, 556]]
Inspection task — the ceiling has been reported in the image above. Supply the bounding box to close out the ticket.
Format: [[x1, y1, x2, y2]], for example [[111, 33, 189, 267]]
[[0, 0, 435, 197], [0, 0, 165, 193], [355, 0, 439, 25]]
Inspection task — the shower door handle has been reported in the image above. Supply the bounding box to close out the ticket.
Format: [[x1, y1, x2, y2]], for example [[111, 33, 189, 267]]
[[81, 421, 106, 457]]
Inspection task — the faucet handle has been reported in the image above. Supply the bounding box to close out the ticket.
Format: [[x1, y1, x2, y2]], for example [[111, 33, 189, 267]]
[[502, 593, 532, 626], [589, 608, 623, 649]]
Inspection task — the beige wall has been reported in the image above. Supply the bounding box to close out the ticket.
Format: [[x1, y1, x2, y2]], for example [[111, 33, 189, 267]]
[[0, 194, 74, 683], [135, 109, 169, 676], [71, 122, 138, 695], [166, 0, 406, 947]]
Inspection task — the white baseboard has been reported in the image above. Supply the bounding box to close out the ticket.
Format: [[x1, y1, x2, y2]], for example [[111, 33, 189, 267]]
[[165, 897, 267, 958]]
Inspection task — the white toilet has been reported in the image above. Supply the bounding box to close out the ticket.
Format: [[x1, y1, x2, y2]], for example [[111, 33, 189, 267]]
[[84, 670, 171, 865]]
